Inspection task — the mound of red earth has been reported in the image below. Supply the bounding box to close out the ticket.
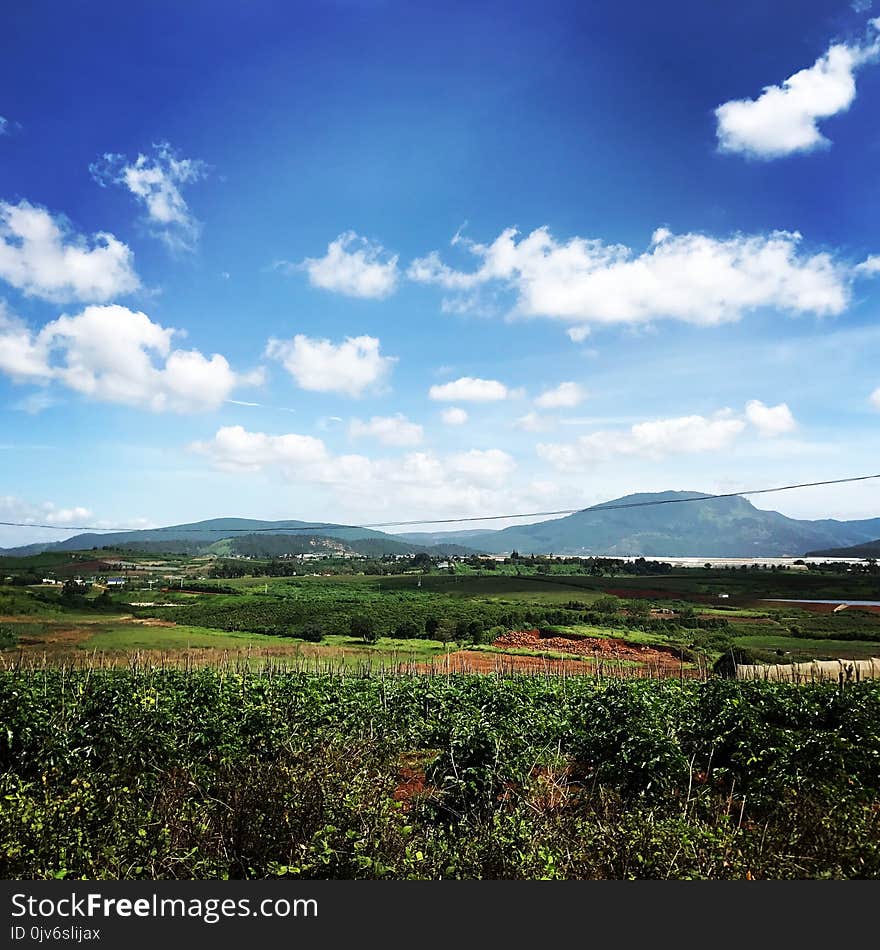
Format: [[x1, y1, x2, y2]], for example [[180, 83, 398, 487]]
[[491, 628, 686, 668]]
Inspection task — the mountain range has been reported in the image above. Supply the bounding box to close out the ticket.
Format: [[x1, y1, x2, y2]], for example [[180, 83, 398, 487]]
[[3, 492, 880, 559]]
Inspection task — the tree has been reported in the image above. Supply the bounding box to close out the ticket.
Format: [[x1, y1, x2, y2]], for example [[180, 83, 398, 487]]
[[351, 614, 379, 644], [467, 619, 487, 644], [299, 621, 325, 643], [424, 616, 440, 639], [594, 596, 619, 616], [61, 579, 85, 603], [412, 553, 432, 572], [394, 620, 421, 640]]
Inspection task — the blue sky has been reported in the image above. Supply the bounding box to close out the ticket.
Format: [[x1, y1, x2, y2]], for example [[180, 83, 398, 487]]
[[2, 0, 880, 546]]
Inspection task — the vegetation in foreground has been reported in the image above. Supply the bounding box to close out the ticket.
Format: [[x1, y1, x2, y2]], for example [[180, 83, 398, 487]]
[[1, 667, 879, 880]]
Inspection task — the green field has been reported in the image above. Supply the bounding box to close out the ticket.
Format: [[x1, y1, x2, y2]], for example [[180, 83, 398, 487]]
[[2, 550, 880, 669], [3, 667, 880, 879]]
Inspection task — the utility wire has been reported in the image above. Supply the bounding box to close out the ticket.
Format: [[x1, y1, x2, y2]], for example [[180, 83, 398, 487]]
[[0, 472, 878, 535]]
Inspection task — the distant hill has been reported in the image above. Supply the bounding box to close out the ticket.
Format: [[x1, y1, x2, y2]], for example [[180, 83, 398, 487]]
[[3, 493, 879, 560], [0, 518, 484, 559], [403, 491, 880, 557], [805, 539, 880, 559]]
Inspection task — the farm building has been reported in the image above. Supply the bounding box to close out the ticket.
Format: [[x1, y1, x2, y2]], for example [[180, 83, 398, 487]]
[[105, 577, 126, 587]]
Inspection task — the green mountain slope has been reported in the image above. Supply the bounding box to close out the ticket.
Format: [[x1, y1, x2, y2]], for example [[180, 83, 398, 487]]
[[805, 539, 880, 558], [3, 493, 879, 559], [0, 518, 483, 558], [434, 492, 880, 556]]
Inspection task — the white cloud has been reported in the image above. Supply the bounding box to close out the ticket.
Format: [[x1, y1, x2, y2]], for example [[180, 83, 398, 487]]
[[0, 116, 7, 136], [447, 448, 515, 484], [0, 304, 259, 412], [0, 497, 91, 531], [192, 425, 520, 518], [440, 406, 468, 425], [0, 303, 50, 381], [715, 21, 880, 159], [349, 413, 424, 446], [14, 391, 56, 415], [265, 334, 396, 398], [294, 232, 399, 299], [90, 142, 207, 251], [870, 386, 880, 409], [567, 325, 591, 342], [0, 200, 139, 303], [744, 399, 798, 436], [191, 425, 329, 473], [410, 226, 852, 328], [429, 376, 511, 402], [856, 255, 880, 274], [537, 410, 747, 470], [515, 412, 555, 433], [535, 381, 587, 409]]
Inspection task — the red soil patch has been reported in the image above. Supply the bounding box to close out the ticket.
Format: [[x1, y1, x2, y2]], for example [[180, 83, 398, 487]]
[[392, 767, 429, 806], [415, 627, 702, 679], [417, 649, 700, 678]]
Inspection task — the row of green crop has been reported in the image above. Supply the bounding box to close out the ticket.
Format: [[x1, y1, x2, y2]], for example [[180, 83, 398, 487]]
[[2, 670, 879, 879]]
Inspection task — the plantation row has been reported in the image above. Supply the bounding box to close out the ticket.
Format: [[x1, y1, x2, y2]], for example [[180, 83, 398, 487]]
[[2, 669, 879, 879], [135, 587, 581, 640]]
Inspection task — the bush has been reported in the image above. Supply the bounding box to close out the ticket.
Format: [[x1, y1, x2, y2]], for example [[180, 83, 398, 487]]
[[713, 646, 757, 678], [351, 614, 379, 644], [394, 620, 421, 640], [298, 621, 324, 643]]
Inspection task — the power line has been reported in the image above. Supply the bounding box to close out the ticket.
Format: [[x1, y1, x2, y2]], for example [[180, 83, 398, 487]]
[[0, 472, 877, 536]]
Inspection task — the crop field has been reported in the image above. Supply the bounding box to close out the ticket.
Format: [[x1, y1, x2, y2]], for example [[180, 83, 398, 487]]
[[3, 553, 880, 670], [2, 552, 880, 879], [2, 666, 879, 879]]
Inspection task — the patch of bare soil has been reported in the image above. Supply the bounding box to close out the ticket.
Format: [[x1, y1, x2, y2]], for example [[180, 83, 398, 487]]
[[492, 628, 686, 668]]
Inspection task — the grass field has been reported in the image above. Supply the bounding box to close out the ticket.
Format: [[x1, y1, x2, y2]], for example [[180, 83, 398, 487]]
[[3, 553, 880, 669]]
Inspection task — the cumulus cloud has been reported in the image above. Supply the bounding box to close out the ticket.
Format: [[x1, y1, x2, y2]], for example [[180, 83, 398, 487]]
[[513, 412, 559, 432], [0, 496, 92, 527], [0, 304, 260, 412], [870, 386, 880, 409], [856, 255, 880, 274], [534, 381, 587, 409], [440, 406, 468, 425], [349, 413, 424, 446], [191, 425, 329, 473], [289, 232, 399, 299], [428, 376, 511, 402], [515, 412, 555, 433], [537, 400, 801, 470], [537, 411, 747, 470], [409, 226, 853, 329], [265, 334, 396, 397], [0, 200, 139, 303], [715, 20, 880, 159], [192, 425, 520, 518], [90, 142, 207, 251], [567, 326, 591, 343], [0, 116, 7, 136], [744, 399, 798, 436]]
